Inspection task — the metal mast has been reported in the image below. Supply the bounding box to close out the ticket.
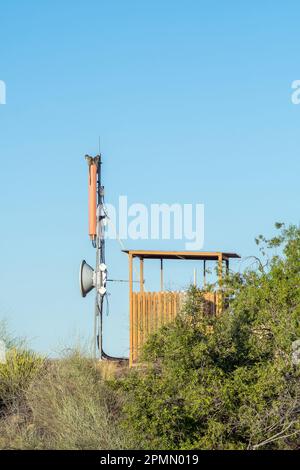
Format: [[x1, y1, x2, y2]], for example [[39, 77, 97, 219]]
[[80, 153, 126, 362], [83, 154, 107, 360], [95, 154, 107, 360]]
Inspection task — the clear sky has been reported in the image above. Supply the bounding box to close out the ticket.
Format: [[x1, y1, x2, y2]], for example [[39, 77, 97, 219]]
[[0, 1, 299, 357]]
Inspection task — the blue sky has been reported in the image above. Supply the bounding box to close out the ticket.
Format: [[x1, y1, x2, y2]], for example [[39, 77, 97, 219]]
[[0, 1, 299, 356]]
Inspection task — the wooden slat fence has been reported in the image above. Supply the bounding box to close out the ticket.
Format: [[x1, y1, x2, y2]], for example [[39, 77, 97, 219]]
[[130, 291, 217, 364]]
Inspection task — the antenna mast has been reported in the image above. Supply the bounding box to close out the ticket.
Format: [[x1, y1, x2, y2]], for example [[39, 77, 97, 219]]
[[95, 153, 107, 359], [84, 154, 107, 359], [80, 153, 126, 362]]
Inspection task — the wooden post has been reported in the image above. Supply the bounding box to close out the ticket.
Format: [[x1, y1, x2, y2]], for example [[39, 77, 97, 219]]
[[217, 254, 223, 315], [218, 254, 223, 286], [140, 257, 144, 293], [203, 260, 206, 288], [142, 290, 146, 345], [136, 291, 140, 361], [160, 258, 164, 291], [129, 253, 133, 367]]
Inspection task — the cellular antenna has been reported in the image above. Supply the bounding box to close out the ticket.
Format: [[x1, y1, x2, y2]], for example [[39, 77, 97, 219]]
[[80, 154, 107, 359]]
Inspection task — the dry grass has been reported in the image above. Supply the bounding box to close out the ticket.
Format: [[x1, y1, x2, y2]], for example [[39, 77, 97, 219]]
[[0, 350, 127, 450]]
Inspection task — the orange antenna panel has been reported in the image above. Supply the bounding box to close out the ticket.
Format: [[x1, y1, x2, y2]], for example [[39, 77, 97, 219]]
[[85, 155, 98, 240]]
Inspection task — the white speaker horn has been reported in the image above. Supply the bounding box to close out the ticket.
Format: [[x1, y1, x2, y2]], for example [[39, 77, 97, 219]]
[[79, 260, 95, 297]]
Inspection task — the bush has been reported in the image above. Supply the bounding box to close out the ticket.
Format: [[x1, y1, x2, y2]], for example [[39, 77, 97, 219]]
[[0, 348, 44, 410], [120, 224, 300, 450]]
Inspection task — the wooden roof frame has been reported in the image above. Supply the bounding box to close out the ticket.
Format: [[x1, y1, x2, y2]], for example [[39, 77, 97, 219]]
[[124, 249, 240, 296], [122, 250, 240, 261]]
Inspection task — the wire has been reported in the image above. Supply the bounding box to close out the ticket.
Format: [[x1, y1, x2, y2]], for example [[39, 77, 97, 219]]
[[103, 203, 141, 282], [96, 293, 127, 361], [105, 293, 110, 316]]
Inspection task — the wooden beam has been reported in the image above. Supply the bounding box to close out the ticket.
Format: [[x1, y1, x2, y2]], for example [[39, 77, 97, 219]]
[[160, 258, 164, 291], [122, 250, 240, 260], [140, 257, 144, 293], [226, 259, 229, 275], [217, 253, 223, 315], [218, 254, 223, 285], [129, 253, 133, 367]]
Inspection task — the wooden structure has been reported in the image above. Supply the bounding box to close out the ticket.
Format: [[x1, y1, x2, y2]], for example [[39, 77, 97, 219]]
[[124, 250, 240, 366]]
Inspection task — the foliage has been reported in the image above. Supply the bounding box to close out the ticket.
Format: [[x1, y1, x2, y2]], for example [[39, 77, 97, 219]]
[[120, 224, 300, 450], [0, 348, 44, 410]]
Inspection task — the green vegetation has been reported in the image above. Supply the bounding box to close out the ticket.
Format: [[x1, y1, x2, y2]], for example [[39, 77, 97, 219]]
[[0, 348, 44, 409], [0, 223, 299, 449]]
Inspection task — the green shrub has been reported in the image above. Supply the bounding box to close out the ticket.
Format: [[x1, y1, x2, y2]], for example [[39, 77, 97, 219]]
[[0, 348, 44, 409]]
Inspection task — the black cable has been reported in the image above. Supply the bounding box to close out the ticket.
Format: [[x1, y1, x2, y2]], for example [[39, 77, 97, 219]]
[[96, 296, 127, 362]]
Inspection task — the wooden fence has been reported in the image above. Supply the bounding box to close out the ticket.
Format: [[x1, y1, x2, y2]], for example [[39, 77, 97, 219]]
[[130, 290, 218, 364]]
